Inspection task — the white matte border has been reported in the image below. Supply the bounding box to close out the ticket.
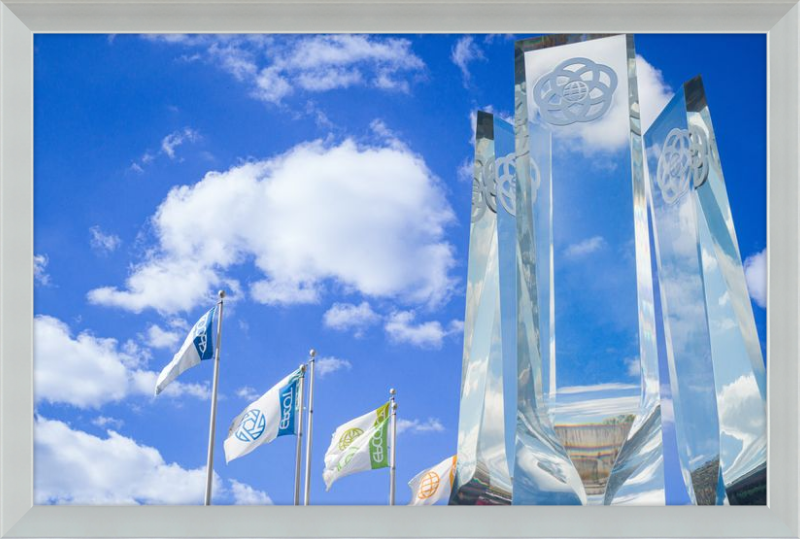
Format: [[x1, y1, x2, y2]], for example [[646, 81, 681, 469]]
[[0, 1, 797, 538]]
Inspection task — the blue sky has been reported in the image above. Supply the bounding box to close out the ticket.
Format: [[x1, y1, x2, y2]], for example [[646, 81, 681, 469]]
[[33, 33, 766, 505]]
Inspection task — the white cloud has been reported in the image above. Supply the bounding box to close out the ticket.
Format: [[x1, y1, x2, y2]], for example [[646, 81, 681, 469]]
[[743, 248, 766, 308], [635, 54, 674, 133], [161, 127, 200, 160], [34, 254, 51, 286], [35, 416, 265, 504], [229, 479, 272, 505], [315, 356, 352, 378], [384, 310, 461, 349], [34, 315, 209, 409], [91, 416, 124, 429], [396, 417, 445, 435], [90, 226, 122, 254], [145, 35, 425, 105], [323, 301, 380, 336], [457, 157, 473, 183], [625, 357, 642, 378], [88, 139, 457, 315], [144, 324, 182, 350], [564, 235, 606, 259], [553, 395, 640, 424], [235, 386, 260, 401], [451, 36, 485, 86]]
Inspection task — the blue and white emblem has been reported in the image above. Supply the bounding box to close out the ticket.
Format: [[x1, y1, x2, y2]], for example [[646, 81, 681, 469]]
[[191, 307, 215, 360], [533, 57, 618, 126], [234, 409, 267, 442]]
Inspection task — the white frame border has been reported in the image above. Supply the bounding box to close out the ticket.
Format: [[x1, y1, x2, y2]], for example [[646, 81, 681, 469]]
[[1, 1, 797, 537]]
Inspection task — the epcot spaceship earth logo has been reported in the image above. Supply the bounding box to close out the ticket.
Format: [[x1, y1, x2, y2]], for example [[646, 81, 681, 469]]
[[533, 57, 618, 126]]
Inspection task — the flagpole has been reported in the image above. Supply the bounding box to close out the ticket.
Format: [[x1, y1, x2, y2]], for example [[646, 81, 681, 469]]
[[389, 388, 397, 506], [302, 349, 316, 505], [293, 365, 306, 505], [204, 290, 225, 506]]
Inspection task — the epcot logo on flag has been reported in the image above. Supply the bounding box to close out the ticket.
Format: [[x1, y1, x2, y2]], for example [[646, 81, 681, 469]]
[[234, 409, 267, 442]]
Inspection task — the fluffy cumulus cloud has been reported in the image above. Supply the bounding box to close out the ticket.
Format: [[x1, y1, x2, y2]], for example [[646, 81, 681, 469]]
[[230, 479, 273, 505], [743, 248, 766, 308], [384, 311, 462, 349], [323, 301, 381, 336], [144, 323, 182, 350], [88, 139, 457, 315], [34, 315, 209, 409], [314, 356, 352, 378], [35, 417, 268, 504], [451, 36, 485, 86], [144, 34, 425, 104]]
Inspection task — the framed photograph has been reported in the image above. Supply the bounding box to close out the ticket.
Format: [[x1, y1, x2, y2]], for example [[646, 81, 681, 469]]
[[1, 1, 797, 538]]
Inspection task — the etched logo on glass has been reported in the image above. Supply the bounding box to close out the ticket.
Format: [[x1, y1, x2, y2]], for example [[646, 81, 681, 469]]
[[656, 126, 709, 204], [533, 57, 618, 126], [472, 153, 524, 220], [495, 153, 517, 216]]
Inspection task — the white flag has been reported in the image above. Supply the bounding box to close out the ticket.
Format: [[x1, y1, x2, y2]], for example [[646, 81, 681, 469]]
[[223, 368, 303, 463], [154, 306, 216, 396], [323, 401, 391, 490], [407, 455, 457, 506]]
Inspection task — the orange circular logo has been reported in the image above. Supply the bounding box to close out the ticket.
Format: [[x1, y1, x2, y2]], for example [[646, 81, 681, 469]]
[[418, 471, 440, 499]]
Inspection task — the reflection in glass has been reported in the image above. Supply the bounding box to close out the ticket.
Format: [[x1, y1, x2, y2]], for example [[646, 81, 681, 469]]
[[515, 34, 662, 505], [645, 76, 766, 505], [451, 111, 515, 505]]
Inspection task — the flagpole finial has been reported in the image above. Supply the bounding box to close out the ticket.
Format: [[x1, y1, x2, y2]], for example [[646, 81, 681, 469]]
[[218, 290, 226, 299], [390, 388, 396, 396], [309, 348, 316, 358]]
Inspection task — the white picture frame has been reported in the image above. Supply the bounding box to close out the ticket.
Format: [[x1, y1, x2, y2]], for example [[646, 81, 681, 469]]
[[0, 1, 797, 537]]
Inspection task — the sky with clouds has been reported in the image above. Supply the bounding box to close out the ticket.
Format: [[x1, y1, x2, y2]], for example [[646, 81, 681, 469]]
[[33, 33, 766, 506]]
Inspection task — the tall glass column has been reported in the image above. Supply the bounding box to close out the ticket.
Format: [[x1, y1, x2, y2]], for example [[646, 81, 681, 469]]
[[451, 111, 517, 505], [514, 34, 662, 504], [644, 76, 766, 505]]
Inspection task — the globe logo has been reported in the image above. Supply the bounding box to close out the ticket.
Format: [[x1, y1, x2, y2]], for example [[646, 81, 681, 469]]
[[495, 153, 517, 216], [418, 471, 440, 500], [533, 57, 618, 126], [562, 80, 589, 103], [234, 409, 266, 442], [656, 126, 709, 204], [471, 162, 497, 222], [338, 427, 364, 451]]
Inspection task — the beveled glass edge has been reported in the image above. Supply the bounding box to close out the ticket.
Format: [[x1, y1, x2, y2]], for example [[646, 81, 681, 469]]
[[0, 1, 798, 538]]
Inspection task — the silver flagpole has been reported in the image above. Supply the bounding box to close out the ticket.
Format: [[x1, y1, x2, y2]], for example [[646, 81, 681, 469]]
[[389, 388, 397, 506], [302, 349, 316, 505], [293, 365, 306, 506], [203, 290, 225, 506]]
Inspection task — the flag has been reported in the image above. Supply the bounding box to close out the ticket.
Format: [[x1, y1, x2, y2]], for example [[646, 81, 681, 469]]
[[323, 401, 391, 490], [154, 306, 216, 396], [224, 368, 304, 463], [407, 456, 457, 506]]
